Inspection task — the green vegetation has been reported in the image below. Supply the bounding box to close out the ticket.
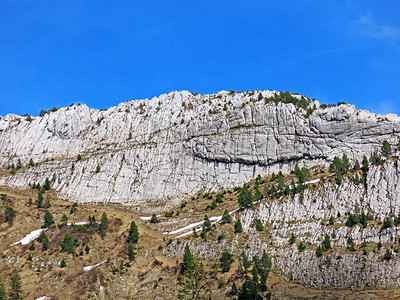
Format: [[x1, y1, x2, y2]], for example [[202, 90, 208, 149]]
[[238, 186, 254, 208], [69, 203, 77, 214], [183, 245, 194, 273], [61, 234, 78, 254], [316, 246, 323, 257], [381, 140, 392, 157], [289, 233, 296, 245], [99, 212, 108, 238], [220, 250, 234, 273], [38, 231, 49, 251], [255, 219, 264, 231], [323, 234, 331, 250], [222, 209, 231, 224], [9, 269, 23, 300], [43, 211, 54, 228], [128, 221, 139, 244], [234, 219, 243, 233], [4, 206, 15, 222]]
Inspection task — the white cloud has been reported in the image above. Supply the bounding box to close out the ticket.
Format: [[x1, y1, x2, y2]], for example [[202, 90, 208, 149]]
[[356, 14, 400, 42]]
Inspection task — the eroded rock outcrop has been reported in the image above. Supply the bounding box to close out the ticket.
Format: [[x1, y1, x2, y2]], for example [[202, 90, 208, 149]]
[[0, 90, 399, 209]]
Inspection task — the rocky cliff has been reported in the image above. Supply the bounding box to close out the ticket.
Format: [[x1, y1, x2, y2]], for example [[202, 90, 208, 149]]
[[0, 90, 399, 209]]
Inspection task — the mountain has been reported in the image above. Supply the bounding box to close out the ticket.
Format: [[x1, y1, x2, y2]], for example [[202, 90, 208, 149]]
[[1, 90, 400, 299], [0, 90, 398, 210]]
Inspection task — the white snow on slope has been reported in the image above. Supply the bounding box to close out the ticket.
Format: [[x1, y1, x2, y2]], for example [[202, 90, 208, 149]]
[[11, 228, 47, 246], [83, 260, 107, 272]]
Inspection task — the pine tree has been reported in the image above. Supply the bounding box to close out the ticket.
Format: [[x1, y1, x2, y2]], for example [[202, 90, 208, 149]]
[[183, 245, 194, 273], [381, 140, 392, 157], [203, 215, 211, 232], [360, 210, 368, 228], [127, 221, 139, 244], [220, 251, 234, 273], [289, 233, 296, 244], [43, 211, 54, 228], [178, 259, 209, 299], [231, 282, 238, 295], [323, 234, 331, 250], [342, 154, 350, 173], [240, 251, 251, 274], [37, 191, 44, 208], [128, 242, 136, 261], [99, 212, 108, 238], [69, 203, 77, 214], [335, 171, 342, 185], [316, 246, 323, 257], [238, 186, 254, 208], [234, 219, 243, 233], [222, 209, 231, 224], [8, 269, 23, 300], [61, 234, 77, 254], [0, 280, 6, 300], [255, 219, 264, 231], [150, 213, 158, 224], [4, 207, 15, 222], [361, 156, 369, 173], [38, 231, 49, 251]]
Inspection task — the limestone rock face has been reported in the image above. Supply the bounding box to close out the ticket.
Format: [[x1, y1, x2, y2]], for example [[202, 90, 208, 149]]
[[0, 90, 399, 208]]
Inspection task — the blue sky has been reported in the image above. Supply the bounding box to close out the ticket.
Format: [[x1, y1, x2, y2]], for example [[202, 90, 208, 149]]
[[1, 0, 399, 116]]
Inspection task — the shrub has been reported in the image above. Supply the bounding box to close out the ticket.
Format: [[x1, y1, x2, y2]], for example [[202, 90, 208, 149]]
[[43, 211, 54, 228], [289, 233, 296, 245], [383, 217, 393, 229], [316, 246, 323, 257], [4, 206, 15, 222], [255, 219, 264, 231], [222, 209, 231, 224], [234, 219, 243, 233], [381, 140, 392, 157], [220, 251, 234, 273], [384, 248, 392, 260]]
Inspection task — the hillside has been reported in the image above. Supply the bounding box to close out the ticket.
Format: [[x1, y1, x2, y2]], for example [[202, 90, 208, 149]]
[[1, 90, 400, 299]]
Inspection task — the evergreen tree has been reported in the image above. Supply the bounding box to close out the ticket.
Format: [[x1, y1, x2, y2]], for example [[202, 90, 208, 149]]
[[128, 242, 136, 261], [342, 154, 350, 173], [381, 140, 392, 157], [231, 282, 238, 295], [61, 234, 77, 254], [238, 186, 254, 208], [8, 270, 23, 300], [234, 219, 243, 233], [360, 210, 368, 228], [335, 171, 342, 185], [383, 217, 393, 229], [222, 209, 231, 224], [99, 212, 108, 237], [69, 203, 77, 214], [150, 213, 157, 224], [240, 251, 251, 274], [316, 246, 323, 257], [289, 233, 296, 245], [43, 211, 54, 228], [298, 241, 306, 252], [60, 259, 67, 268], [384, 248, 392, 260], [254, 188, 263, 201], [183, 245, 194, 273], [127, 221, 139, 244], [0, 280, 6, 300], [4, 207, 15, 222], [38, 231, 49, 251], [37, 191, 44, 208], [200, 224, 207, 240], [29, 158, 34, 167], [255, 219, 264, 231], [203, 215, 211, 232], [178, 259, 209, 299], [361, 156, 369, 173], [323, 234, 331, 250], [220, 251, 234, 273], [42, 177, 51, 191]]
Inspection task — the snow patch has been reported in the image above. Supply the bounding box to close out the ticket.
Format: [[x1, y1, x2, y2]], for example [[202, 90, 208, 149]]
[[83, 260, 107, 272], [11, 228, 47, 246]]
